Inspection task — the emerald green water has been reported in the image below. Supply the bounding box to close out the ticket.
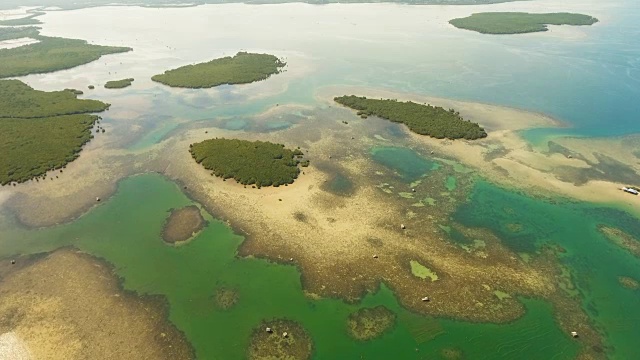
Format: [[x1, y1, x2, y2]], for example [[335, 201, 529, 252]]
[[0, 174, 581, 359], [454, 181, 640, 359]]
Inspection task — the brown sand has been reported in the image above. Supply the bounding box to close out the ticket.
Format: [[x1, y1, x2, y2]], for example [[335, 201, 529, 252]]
[[0, 249, 193, 360]]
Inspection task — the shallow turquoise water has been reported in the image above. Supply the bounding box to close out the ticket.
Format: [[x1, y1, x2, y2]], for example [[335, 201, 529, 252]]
[[454, 180, 640, 359], [371, 146, 438, 182]]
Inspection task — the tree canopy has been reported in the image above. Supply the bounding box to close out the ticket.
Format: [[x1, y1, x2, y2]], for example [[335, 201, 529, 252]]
[[105, 78, 135, 89], [334, 95, 487, 140], [449, 12, 598, 34], [0, 80, 109, 185], [189, 138, 306, 187], [0, 80, 109, 118], [152, 52, 286, 88], [0, 27, 131, 78]]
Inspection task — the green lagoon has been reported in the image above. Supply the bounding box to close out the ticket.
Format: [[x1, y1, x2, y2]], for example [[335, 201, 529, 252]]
[[0, 174, 581, 359]]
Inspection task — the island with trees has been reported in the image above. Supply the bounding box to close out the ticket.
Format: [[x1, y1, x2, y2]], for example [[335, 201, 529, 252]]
[[0, 12, 43, 26], [104, 78, 134, 89], [449, 12, 599, 34], [0, 80, 109, 185], [0, 27, 131, 78], [334, 95, 487, 140], [151, 52, 286, 88], [0, 26, 40, 41], [189, 138, 306, 187]]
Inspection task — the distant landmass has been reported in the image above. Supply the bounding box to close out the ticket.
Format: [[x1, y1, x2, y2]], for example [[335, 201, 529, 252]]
[[0, 0, 525, 10], [449, 12, 598, 34]]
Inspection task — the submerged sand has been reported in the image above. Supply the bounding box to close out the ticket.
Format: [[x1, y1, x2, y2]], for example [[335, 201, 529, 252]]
[[0, 250, 194, 360], [162, 205, 206, 244]]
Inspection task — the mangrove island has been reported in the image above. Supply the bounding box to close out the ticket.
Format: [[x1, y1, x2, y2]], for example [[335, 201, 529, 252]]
[[151, 51, 285, 88], [0, 27, 131, 78], [104, 78, 134, 89], [449, 12, 599, 34], [189, 138, 306, 187], [334, 95, 487, 140], [0, 80, 109, 185]]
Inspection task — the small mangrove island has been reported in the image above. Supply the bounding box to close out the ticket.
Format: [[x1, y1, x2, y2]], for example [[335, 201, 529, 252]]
[[104, 78, 134, 89], [334, 95, 487, 139], [0, 80, 109, 185], [248, 319, 313, 360], [161, 205, 206, 244], [189, 138, 306, 187], [151, 51, 285, 88], [449, 12, 599, 34], [346, 306, 396, 341], [0, 27, 131, 78]]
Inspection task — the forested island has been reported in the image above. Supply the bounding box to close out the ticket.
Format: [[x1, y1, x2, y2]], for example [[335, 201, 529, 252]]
[[189, 138, 307, 187], [0, 13, 43, 25], [0, 80, 109, 185], [105, 78, 134, 89], [334, 95, 487, 140], [152, 52, 285, 88], [449, 12, 599, 34], [0, 27, 131, 78]]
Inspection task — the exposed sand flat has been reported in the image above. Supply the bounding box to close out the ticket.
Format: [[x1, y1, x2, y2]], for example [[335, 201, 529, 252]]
[[0, 250, 193, 360]]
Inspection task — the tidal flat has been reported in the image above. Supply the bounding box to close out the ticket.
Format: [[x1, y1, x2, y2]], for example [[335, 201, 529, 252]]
[[1, 1, 639, 359]]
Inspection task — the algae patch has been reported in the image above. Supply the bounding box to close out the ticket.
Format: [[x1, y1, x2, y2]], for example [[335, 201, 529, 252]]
[[213, 287, 239, 310], [346, 306, 396, 341], [618, 276, 639, 290], [248, 319, 313, 360], [410, 260, 439, 281]]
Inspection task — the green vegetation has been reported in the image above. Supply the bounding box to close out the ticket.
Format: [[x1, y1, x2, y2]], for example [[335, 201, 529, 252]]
[[65, 88, 84, 95], [335, 95, 487, 140], [104, 78, 134, 89], [0, 80, 108, 118], [0, 13, 43, 26], [189, 138, 306, 187], [0, 27, 131, 78], [152, 52, 285, 88], [0, 27, 40, 41], [449, 12, 598, 34], [0, 80, 109, 185]]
